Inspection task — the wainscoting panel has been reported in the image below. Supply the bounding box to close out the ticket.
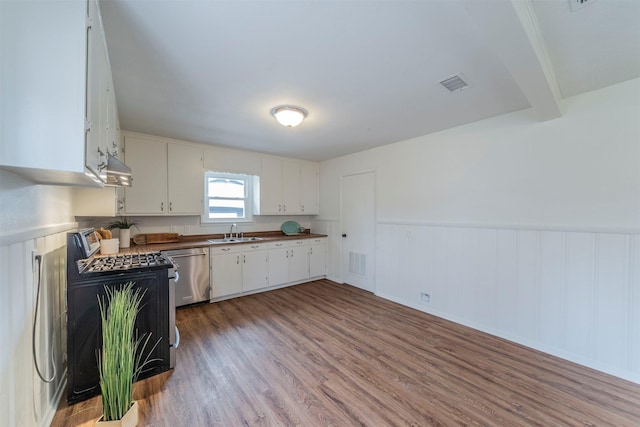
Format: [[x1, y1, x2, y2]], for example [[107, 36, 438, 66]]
[[375, 223, 639, 383], [0, 230, 69, 427]]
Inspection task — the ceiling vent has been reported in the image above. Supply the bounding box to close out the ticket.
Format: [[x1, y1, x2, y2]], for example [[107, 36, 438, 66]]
[[439, 74, 469, 93], [569, 0, 596, 12]]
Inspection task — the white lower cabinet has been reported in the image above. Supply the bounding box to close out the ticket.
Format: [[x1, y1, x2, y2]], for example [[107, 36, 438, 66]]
[[268, 242, 290, 286], [211, 237, 327, 300], [308, 238, 327, 278], [211, 243, 268, 298], [241, 245, 269, 292], [287, 240, 310, 282], [210, 246, 242, 298]]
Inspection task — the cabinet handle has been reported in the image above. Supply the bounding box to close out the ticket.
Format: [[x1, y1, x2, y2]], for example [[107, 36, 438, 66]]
[[243, 255, 246, 264], [170, 202, 173, 212], [97, 147, 107, 170], [283, 204, 286, 212], [278, 204, 282, 212], [221, 248, 230, 252], [310, 248, 313, 255], [286, 250, 289, 258], [290, 250, 294, 258], [301, 204, 305, 212], [161, 202, 164, 211], [237, 255, 240, 264]]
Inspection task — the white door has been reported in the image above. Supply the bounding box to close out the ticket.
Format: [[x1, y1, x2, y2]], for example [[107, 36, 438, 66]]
[[341, 172, 375, 292]]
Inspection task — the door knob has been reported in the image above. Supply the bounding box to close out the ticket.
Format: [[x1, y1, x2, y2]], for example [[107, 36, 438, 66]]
[[342, 233, 347, 238]]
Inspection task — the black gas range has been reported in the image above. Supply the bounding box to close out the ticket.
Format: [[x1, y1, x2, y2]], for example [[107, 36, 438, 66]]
[[77, 252, 173, 276], [66, 229, 178, 404]]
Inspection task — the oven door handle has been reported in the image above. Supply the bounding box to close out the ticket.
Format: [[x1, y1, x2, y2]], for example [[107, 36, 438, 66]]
[[174, 326, 180, 349]]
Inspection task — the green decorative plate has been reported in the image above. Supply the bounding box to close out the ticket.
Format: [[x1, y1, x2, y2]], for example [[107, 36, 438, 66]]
[[281, 221, 302, 235]]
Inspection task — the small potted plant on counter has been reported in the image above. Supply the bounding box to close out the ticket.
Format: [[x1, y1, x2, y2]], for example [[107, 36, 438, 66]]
[[96, 282, 158, 427], [106, 217, 138, 249]]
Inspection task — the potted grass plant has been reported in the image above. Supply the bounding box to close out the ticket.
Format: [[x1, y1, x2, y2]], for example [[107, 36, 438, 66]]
[[106, 217, 138, 249], [96, 282, 157, 427]]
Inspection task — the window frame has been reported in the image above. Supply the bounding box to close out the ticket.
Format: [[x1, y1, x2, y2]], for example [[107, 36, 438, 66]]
[[202, 171, 254, 224]]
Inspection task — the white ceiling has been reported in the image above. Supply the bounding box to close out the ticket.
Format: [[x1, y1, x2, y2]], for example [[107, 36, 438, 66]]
[[100, 0, 640, 162]]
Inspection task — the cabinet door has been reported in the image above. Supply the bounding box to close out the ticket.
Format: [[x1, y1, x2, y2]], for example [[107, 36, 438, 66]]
[[167, 144, 203, 214], [288, 246, 310, 282], [73, 187, 121, 216], [124, 137, 167, 214], [309, 240, 327, 278], [211, 251, 242, 298], [258, 157, 283, 214], [282, 160, 302, 213], [242, 249, 269, 292], [300, 161, 319, 214], [85, 0, 106, 181], [268, 244, 290, 286]]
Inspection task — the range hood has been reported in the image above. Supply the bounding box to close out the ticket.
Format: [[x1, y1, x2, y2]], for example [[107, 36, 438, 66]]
[[105, 155, 133, 187]]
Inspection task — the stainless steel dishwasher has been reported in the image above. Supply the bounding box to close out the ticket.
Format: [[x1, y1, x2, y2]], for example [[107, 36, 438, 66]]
[[163, 247, 210, 307]]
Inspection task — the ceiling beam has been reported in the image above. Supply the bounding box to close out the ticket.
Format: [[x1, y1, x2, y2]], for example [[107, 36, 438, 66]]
[[463, 0, 563, 121]]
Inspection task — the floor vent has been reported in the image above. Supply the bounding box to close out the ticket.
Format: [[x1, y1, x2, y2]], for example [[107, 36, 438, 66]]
[[439, 74, 469, 93], [349, 251, 366, 276]]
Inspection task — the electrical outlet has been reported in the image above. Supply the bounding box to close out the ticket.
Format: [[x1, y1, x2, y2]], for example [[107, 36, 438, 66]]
[[32, 249, 41, 272], [420, 291, 431, 303]]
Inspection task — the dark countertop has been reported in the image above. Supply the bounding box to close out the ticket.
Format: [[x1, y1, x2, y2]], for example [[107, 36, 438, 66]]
[[117, 230, 328, 254]]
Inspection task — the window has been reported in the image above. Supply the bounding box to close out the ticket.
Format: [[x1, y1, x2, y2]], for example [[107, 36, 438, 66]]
[[203, 171, 254, 223]]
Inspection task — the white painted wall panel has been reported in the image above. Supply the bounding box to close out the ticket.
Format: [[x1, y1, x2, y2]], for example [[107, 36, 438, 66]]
[[475, 229, 497, 327], [593, 234, 628, 369], [494, 229, 518, 333], [631, 235, 640, 375], [374, 223, 640, 383], [1, 170, 74, 427], [538, 231, 565, 348], [564, 232, 595, 358], [516, 230, 539, 340]]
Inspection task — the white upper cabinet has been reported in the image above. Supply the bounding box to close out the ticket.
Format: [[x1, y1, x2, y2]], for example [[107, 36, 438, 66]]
[[203, 146, 261, 175], [254, 157, 319, 215], [123, 134, 203, 215], [73, 187, 124, 217], [299, 161, 319, 214], [0, 0, 117, 186], [168, 143, 204, 214]]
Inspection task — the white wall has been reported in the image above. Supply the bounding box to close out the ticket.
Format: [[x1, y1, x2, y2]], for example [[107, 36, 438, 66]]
[[317, 78, 640, 383], [0, 170, 76, 427]]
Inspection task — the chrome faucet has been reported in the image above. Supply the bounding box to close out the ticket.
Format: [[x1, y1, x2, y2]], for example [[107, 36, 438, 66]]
[[229, 223, 238, 239]]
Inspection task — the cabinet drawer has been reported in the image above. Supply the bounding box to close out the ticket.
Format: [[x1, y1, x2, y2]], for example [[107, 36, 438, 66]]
[[288, 239, 307, 247], [211, 245, 243, 255], [268, 241, 288, 250], [308, 238, 327, 245], [241, 243, 267, 252]]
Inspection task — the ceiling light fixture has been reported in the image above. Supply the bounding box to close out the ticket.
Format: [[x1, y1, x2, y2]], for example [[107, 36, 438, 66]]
[[271, 105, 308, 127]]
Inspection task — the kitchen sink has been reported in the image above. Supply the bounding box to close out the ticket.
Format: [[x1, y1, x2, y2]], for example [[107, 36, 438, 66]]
[[208, 237, 265, 244]]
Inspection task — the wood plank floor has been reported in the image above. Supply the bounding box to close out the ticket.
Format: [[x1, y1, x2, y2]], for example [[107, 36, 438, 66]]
[[51, 280, 640, 426]]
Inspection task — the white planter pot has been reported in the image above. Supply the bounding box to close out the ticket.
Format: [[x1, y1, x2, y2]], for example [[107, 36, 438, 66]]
[[95, 401, 139, 427], [119, 228, 131, 248]]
